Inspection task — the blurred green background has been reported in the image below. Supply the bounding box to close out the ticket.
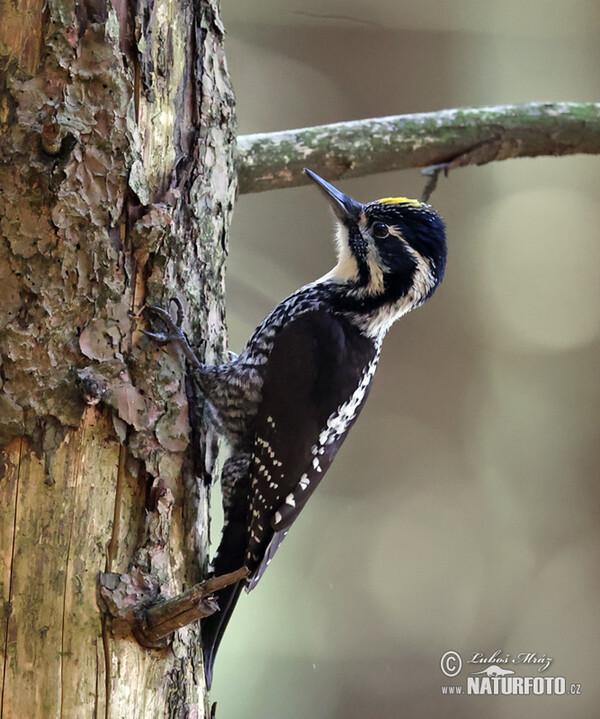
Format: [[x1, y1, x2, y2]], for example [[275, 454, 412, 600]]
[[212, 1, 600, 716]]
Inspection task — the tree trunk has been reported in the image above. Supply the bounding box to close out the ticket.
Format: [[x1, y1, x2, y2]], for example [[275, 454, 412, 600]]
[[0, 0, 236, 715]]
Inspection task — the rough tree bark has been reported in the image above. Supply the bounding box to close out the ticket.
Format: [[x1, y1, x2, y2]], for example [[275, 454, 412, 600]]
[[0, 0, 235, 716]]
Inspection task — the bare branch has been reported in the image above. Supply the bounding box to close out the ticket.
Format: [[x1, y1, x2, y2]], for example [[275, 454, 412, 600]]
[[237, 102, 600, 193], [133, 568, 249, 648]]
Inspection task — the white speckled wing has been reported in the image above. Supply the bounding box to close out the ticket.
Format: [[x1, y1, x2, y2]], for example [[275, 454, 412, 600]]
[[244, 310, 381, 589]]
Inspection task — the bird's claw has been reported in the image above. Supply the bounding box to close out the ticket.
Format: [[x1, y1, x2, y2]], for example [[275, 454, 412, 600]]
[[143, 300, 187, 344], [142, 299, 203, 370], [140, 328, 171, 343]]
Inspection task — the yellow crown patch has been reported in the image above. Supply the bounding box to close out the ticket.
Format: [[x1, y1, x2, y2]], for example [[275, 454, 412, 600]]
[[377, 196, 423, 208]]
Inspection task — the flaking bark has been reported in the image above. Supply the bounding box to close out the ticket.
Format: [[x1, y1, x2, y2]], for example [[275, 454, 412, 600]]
[[0, 0, 235, 716]]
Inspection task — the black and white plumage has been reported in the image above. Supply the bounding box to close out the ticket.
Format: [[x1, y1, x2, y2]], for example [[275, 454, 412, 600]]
[[144, 168, 447, 688]]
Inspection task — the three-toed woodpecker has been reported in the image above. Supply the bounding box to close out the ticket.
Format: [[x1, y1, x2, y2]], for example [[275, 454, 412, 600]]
[[144, 169, 447, 687]]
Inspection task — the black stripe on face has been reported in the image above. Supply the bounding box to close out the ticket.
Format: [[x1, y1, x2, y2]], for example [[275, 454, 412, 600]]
[[348, 225, 371, 286], [374, 233, 418, 279]]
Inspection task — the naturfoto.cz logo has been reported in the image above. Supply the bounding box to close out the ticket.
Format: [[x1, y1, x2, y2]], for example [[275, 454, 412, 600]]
[[440, 650, 582, 697]]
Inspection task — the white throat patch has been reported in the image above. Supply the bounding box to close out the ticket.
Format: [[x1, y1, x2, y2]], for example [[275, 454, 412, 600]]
[[318, 222, 358, 284]]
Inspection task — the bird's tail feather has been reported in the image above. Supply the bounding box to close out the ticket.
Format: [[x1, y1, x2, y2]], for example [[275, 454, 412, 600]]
[[202, 580, 245, 689], [203, 456, 252, 688], [202, 506, 249, 688]]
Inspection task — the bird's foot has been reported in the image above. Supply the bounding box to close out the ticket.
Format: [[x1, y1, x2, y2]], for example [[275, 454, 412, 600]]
[[143, 298, 186, 344], [143, 298, 202, 369]]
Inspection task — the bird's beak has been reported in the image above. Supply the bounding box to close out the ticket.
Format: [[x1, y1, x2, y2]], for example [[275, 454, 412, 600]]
[[304, 168, 362, 225]]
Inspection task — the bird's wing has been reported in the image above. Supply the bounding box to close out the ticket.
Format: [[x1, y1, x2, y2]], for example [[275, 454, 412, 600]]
[[245, 310, 379, 589]]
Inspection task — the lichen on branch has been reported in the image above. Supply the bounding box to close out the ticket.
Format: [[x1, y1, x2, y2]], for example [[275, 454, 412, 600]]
[[236, 102, 600, 193]]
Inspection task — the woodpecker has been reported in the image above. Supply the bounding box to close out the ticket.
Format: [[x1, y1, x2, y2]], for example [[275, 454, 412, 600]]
[[144, 168, 447, 687]]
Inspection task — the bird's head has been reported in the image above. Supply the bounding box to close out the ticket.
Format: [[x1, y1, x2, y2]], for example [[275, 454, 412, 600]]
[[305, 168, 447, 330]]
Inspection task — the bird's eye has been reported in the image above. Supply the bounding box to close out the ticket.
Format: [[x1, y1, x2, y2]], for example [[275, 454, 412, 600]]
[[371, 222, 389, 239]]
